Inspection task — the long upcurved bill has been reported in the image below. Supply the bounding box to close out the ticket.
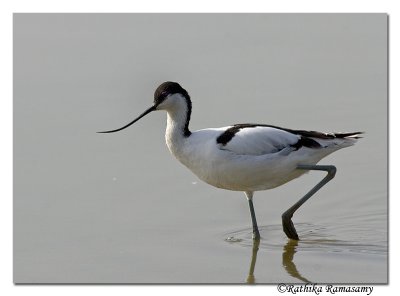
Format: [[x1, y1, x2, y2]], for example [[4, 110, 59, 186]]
[[97, 105, 156, 133]]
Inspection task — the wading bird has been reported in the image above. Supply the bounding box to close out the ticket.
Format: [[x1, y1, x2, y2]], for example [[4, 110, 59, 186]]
[[99, 81, 361, 240]]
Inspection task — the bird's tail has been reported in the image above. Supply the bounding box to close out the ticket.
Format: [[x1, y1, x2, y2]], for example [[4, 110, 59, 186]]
[[330, 131, 364, 139], [316, 131, 363, 149]]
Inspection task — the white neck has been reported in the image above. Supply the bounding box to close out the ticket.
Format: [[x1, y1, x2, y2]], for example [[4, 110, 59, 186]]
[[164, 96, 191, 158]]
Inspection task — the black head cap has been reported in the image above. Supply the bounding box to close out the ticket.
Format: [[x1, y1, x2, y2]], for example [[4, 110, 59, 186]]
[[153, 81, 192, 137], [154, 81, 190, 106]]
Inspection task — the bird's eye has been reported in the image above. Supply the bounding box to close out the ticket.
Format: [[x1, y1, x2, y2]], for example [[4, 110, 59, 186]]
[[154, 91, 169, 106]]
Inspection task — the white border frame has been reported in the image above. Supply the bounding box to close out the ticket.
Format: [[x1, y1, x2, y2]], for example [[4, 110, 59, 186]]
[[1, 1, 396, 295]]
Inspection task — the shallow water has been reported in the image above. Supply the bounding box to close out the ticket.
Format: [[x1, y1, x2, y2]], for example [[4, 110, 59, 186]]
[[224, 223, 386, 283], [14, 14, 387, 283]]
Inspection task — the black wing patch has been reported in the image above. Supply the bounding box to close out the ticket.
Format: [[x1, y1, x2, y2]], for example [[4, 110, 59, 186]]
[[216, 124, 258, 145], [290, 136, 322, 150]]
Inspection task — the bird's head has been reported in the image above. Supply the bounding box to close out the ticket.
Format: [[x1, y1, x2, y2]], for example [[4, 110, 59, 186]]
[[98, 81, 191, 134]]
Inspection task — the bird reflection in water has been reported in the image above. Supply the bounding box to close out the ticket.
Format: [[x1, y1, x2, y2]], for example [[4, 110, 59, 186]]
[[281, 239, 310, 283], [245, 238, 310, 284], [246, 239, 260, 283]]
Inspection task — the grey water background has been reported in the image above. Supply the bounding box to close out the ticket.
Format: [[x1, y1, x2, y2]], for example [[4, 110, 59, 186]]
[[14, 14, 387, 283]]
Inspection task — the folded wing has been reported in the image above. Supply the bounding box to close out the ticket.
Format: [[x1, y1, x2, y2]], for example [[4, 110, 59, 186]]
[[217, 125, 304, 156]]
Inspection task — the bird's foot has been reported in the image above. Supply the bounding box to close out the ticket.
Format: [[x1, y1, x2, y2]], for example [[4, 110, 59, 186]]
[[282, 212, 299, 240]]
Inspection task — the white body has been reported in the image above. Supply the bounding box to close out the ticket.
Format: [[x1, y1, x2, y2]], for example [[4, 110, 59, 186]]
[[159, 94, 357, 192]]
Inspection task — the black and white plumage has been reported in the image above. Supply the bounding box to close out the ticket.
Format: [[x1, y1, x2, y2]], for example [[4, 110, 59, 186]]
[[99, 81, 362, 240]]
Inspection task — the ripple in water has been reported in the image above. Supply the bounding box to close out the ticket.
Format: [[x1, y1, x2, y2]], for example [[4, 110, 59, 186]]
[[224, 223, 386, 255]]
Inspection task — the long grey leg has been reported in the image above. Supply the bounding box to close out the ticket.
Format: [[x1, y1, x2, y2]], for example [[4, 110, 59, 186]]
[[282, 164, 337, 240], [245, 191, 260, 240]]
